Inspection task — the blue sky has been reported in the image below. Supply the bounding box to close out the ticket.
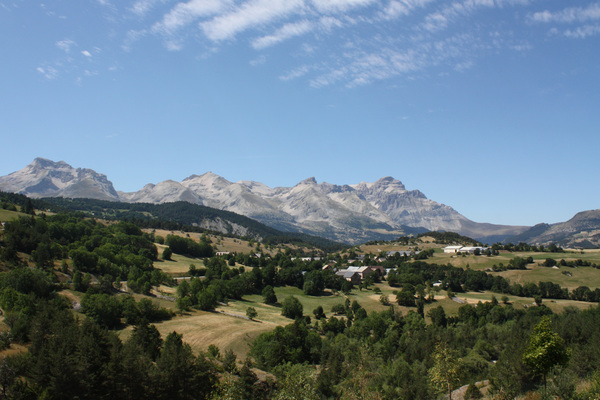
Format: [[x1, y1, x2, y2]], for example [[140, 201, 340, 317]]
[[1, 0, 599, 227]]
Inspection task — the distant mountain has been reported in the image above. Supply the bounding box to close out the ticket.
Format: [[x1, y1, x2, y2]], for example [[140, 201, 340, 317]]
[[0, 158, 119, 201], [0, 158, 529, 244], [506, 210, 600, 248]]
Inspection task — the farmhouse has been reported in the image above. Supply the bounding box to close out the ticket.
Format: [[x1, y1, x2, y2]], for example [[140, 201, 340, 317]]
[[443, 245, 463, 253], [337, 266, 384, 282], [335, 269, 362, 284]]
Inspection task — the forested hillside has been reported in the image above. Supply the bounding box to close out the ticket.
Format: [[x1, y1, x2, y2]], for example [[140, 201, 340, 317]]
[[42, 197, 345, 252]]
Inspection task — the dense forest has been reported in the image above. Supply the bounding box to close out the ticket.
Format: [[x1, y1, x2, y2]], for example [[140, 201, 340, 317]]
[[1, 193, 600, 399]]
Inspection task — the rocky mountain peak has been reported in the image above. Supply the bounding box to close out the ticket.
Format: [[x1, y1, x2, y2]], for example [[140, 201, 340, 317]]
[[31, 157, 68, 169], [298, 177, 318, 186], [182, 172, 232, 188], [0, 158, 118, 201]]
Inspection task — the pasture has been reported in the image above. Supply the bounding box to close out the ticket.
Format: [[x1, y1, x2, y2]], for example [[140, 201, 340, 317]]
[[0, 209, 26, 222]]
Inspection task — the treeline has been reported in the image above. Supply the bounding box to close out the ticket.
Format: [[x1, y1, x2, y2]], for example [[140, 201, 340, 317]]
[[385, 260, 600, 305], [418, 231, 483, 245], [491, 242, 565, 253], [0, 190, 37, 214]]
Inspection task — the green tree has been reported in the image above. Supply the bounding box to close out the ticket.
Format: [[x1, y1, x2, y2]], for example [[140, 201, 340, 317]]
[[464, 382, 483, 399], [273, 363, 320, 400], [162, 247, 173, 260], [281, 296, 303, 319], [429, 342, 461, 400], [154, 331, 217, 399], [246, 307, 257, 321], [427, 305, 447, 327], [222, 349, 238, 374], [262, 285, 277, 304], [522, 316, 570, 391], [313, 306, 325, 320]]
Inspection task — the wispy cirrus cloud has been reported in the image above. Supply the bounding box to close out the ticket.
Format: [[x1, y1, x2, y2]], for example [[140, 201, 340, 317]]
[[152, 0, 231, 35], [564, 24, 600, 39], [200, 0, 304, 41], [38, 0, 600, 86], [252, 20, 313, 49], [380, 0, 435, 20], [310, 0, 376, 14], [131, 0, 167, 17], [308, 31, 483, 87], [530, 3, 600, 39], [530, 3, 600, 24]]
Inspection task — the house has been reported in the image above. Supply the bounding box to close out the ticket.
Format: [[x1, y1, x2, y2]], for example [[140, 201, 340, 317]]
[[346, 266, 384, 280], [443, 246, 463, 254], [335, 269, 362, 284]]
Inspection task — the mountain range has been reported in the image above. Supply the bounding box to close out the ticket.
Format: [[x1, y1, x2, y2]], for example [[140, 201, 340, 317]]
[[0, 158, 535, 244]]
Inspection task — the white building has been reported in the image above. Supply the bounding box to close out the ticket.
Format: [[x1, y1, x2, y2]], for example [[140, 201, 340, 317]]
[[443, 246, 463, 254]]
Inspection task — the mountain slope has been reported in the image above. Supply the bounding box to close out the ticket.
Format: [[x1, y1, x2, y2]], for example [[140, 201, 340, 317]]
[[506, 209, 600, 248]]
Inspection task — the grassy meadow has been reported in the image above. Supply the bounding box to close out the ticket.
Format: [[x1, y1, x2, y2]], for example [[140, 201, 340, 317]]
[[0, 209, 27, 222]]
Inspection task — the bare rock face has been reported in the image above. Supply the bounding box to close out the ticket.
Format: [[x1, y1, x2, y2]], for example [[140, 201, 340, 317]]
[[119, 180, 202, 204], [0, 158, 119, 201], [0, 158, 530, 243]]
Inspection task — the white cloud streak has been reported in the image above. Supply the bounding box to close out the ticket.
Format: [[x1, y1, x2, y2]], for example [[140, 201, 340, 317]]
[[381, 0, 435, 20], [564, 24, 600, 38], [311, 0, 376, 14], [529, 3, 600, 39], [252, 20, 313, 49], [530, 3, 600, 24], [152, 0, 232, 35], [201, 0, 304, 41], [131, 0, 165, 17]]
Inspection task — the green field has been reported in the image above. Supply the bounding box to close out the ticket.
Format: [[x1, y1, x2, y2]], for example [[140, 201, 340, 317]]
[[425, 250, 600, 290], [493, 264, 600, 290], [0, 209, 26, 222], [154, 244, 205, 275]]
